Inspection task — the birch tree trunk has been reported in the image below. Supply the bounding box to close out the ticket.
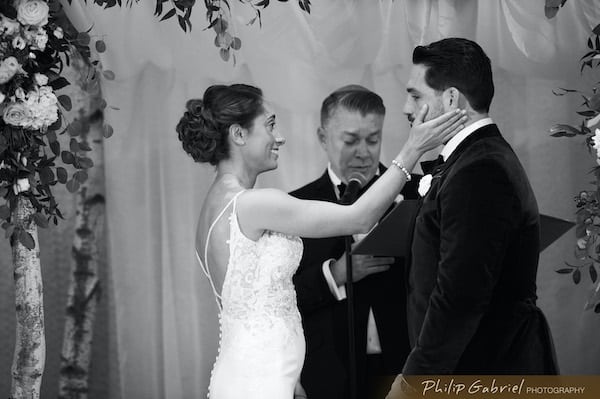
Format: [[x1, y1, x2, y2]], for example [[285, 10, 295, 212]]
[[11, 195, 45, 399], [58, 118, 105, 399]]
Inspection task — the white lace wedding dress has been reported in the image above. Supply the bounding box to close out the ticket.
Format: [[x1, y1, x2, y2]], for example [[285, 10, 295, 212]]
[[196, 191, 305, 399]]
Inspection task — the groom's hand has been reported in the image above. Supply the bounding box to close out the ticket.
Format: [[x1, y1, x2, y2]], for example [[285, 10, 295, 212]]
[[330, 253, 394, 285]]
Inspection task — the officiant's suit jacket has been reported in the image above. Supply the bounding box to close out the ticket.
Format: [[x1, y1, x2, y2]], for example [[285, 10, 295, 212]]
[[404, 123, 558, 375], [290, 164, 418, 399]]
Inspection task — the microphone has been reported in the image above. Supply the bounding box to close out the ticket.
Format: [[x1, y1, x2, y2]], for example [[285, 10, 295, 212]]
[[339, 172, 367, 205]]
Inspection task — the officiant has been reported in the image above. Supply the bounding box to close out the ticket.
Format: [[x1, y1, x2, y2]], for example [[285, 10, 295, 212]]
[[290, 85, 420, 399]]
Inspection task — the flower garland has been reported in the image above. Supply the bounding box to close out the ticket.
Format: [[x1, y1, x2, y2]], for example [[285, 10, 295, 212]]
[[0, 0, 108, 249]]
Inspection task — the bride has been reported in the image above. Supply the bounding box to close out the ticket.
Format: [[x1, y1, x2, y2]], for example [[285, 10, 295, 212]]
[[176, 84, 465, 399]]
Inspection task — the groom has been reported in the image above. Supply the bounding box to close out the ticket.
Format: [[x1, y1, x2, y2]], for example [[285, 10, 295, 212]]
[[389, 38, 557, 394]]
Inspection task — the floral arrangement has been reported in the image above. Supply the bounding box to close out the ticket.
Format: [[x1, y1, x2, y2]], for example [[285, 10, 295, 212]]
[[550, 23, 600, 314], [0, 0, 110, 250]]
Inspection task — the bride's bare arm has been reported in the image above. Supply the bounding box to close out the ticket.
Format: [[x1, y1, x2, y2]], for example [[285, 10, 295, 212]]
[[237, 107, 466, 239]]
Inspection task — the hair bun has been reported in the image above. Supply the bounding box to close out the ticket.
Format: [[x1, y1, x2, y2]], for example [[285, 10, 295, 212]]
[[176, 98, 225, 165]]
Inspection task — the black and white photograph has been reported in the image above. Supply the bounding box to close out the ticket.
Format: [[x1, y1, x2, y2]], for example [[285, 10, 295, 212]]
[[0, 1, 599, 398]]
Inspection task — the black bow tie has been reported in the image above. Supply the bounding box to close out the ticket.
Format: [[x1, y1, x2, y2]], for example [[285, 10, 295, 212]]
[[337, 182, 347, 197], [420, 155, 445, 175]]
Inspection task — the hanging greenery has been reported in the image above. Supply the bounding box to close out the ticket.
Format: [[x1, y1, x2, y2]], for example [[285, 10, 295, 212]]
[[68, 0, 311, 62]]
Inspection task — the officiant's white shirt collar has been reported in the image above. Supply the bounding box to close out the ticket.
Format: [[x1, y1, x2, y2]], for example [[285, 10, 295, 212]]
[[327, 164, 380, 188], [440, 117, 493, 161]]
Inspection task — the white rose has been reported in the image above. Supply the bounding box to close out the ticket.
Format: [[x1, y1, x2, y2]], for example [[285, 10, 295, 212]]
[[34, 73, 47, 86], [418, 174, 433, 197], [33, 30, 48, 51], [592, 128, 600, 153], [15, 87, 25, 100], [53, 26, 63, 39], [3, 57, 20, 73], [0, 16, 21, 35], [577, 238, 588, 250], [12, 36, 26, 50], [3, 102, 31, 127], [17, 0, 50, 27], [13, 178, 30, 194]]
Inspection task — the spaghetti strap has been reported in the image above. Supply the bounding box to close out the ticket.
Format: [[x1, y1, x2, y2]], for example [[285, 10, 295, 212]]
[[196, 190, 246, 311]]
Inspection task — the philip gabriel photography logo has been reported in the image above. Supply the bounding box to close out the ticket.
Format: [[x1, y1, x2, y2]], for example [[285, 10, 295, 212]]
[[402, 376, 597, 399]]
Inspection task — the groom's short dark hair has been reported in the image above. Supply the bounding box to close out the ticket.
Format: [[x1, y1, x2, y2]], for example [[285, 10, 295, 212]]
[[413, 38, 494, 113], [320, 85, 385, 127]]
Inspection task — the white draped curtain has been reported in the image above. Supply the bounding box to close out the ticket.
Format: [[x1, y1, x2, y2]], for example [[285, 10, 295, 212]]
[[60, 1, 600, 398]]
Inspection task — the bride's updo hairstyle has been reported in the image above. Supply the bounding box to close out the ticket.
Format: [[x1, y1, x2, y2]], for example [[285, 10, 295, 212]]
[[176, 84, 264, 165]]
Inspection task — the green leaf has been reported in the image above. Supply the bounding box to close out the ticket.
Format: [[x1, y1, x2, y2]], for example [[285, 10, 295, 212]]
[[46, 130, 57, 143], [40, 166, 54, 184], [61, 151, 75, 165], [103, 70, 116, 80], [160, 8, 176, 21], [593, 24, 600, 36], [95, 40, 107, 53], [595, 303, 600, 313], [50, 141, 60, 156], [573, 268, 581, 284], [220, 48, 230, 62], [4, 224, 14, 239], [549, 124, 580, 137], [79, 142, 92, 151], [68, 119, 83, 137], [58, 95, 72, 111], [18, 229, 35, 250], [77, 32, 91, 45], [73, 170, 88, 184], [103, 124, 114, 138], [77, 157, 93, 169], [69, 138, 80, 153], [178, 15, 187, 32], [590, 264, 598, 283], [0, 205, 9, 219], [231, 37, 241, 50], [576, 110, 597, 117], [33, 213, 48, 228], [56, 167, 68, 184], [66, 179, 80, 193], [556, 268, 574, 274]]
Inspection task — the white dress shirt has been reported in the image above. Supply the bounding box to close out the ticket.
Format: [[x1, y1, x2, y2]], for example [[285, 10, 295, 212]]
[[440, 117, 494, 161]]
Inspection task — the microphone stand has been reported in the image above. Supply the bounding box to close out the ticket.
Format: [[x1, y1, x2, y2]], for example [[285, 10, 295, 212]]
[[339, 175, 363, 399], [344, 236, 357, 399]]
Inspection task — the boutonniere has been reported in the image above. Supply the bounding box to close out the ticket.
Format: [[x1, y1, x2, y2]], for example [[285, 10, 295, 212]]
[[418, 174, 433, 197]]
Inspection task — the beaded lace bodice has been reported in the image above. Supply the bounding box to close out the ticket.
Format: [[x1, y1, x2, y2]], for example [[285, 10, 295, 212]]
[[196, 190, 305, 398]]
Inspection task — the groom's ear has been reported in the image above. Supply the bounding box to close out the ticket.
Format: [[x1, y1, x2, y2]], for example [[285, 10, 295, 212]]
[[443, 87, 460, 111]]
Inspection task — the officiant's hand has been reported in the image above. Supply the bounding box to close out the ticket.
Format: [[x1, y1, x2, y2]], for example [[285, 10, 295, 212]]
[[330, 253, 394, 285]]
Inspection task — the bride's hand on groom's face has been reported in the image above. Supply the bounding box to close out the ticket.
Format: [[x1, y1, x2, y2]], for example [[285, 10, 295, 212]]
[[330, 253, 395, 286], [407, 105, 468, 154]]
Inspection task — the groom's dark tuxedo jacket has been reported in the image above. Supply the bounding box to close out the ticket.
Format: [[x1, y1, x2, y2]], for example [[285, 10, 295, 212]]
[[405, 123, 558, 375], [290, 165, 418, 399]]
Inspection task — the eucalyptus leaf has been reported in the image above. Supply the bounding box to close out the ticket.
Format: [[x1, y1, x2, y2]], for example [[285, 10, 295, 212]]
[[56, 167, 68, 184], [66, 179, 80, 193], [58, 95, 72, 111], [556, 268, 574, 274], [573, 268, 581, 284], [18, 230, 35, 250], [103, 124, 114, 138], [33, 213, 48, 228], [103, 70, 116, 80], [590, 264, 598, 283], [95, 40, 107, 53]]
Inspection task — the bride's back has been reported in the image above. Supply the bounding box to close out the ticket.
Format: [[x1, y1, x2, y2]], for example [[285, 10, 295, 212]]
[[196, 176, 244, 302]]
